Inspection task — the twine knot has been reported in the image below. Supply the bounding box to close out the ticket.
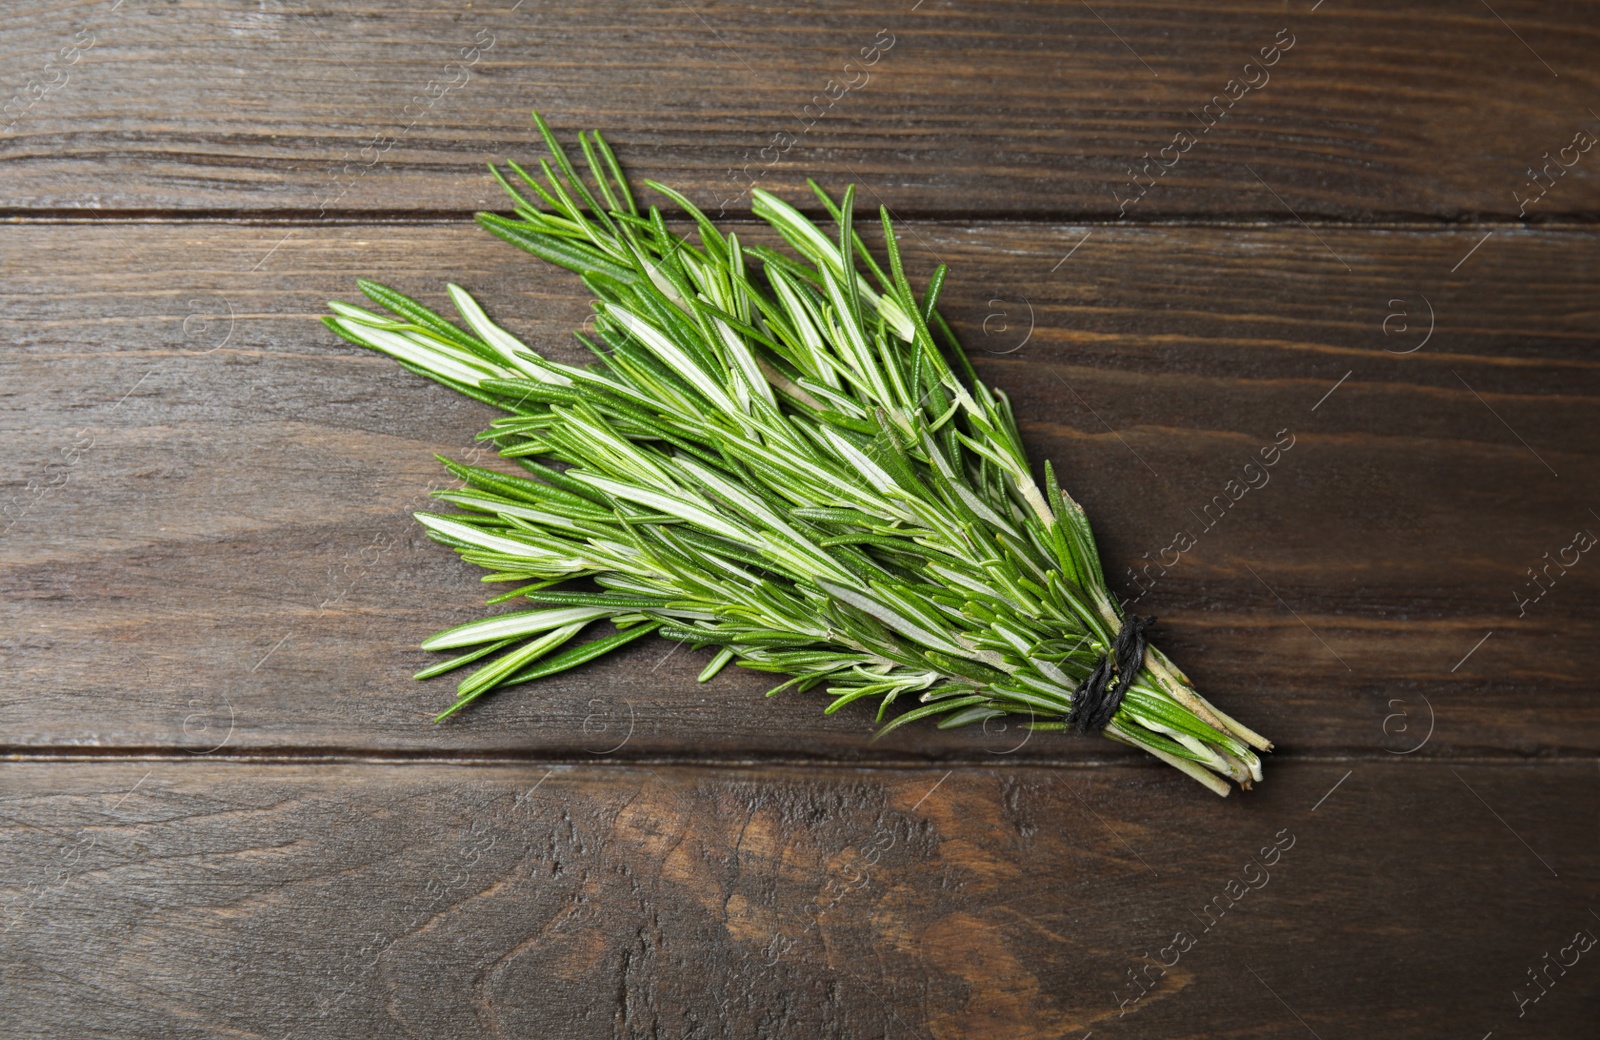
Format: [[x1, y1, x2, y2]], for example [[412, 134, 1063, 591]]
[[1065, 615, 1156, 734]]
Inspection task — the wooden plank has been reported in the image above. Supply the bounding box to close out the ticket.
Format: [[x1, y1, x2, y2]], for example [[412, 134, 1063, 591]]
[[2, 219, 1596, 759], [2, 1, 1598, 219], [1, 759, 1594, 1038]]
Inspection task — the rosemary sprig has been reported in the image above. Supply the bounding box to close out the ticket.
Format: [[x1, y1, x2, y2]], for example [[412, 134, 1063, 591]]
[[324, 115, 1272, 795]]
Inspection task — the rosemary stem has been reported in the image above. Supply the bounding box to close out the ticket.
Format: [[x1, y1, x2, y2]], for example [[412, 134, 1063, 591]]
[[1107, 722, 1232, 797]]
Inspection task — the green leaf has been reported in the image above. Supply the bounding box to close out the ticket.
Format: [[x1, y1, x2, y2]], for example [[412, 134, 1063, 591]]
[[437, 622, 591, 719], [421, 606, 613, 651], [497, 620, 663, 687]]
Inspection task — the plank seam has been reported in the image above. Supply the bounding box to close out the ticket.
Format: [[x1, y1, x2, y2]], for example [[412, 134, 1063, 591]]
[[3, 750, 1595, 768], [8, 211, 1600, 230]]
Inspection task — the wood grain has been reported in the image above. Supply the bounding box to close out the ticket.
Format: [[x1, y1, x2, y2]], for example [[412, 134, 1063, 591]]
[[2, 758, 1594, 1039], [6, 2, 1599, 1035], [3, 219, 1595, 760], [2, 1, 1598, 219]]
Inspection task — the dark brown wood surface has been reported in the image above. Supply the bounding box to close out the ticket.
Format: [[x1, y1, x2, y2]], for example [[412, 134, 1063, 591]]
[[2, 1, 1599, 220], [4, 760, 1597, 1039], [3, 2, 1598, 1037], [4, 220, 1598, 762]]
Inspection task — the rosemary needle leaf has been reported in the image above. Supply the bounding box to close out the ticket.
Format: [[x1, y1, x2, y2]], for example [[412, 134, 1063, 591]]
[[499, 620, 663, 687], [697, 646, 737, 683], [436, 622, 589, 721], [330, 115, 1272, 795], [420, 606, 612, 651], [412, 637, 516, 680]]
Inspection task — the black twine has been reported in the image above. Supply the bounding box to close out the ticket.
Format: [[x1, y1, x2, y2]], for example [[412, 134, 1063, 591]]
[[1066, 615, 1156, 734]]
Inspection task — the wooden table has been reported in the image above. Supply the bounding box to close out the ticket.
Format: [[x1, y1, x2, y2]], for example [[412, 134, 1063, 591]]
[[4, 2, 1597, 1036]]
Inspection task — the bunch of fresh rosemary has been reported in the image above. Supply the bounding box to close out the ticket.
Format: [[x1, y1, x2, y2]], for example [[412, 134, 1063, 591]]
[[324, 115, 1271, 795]]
